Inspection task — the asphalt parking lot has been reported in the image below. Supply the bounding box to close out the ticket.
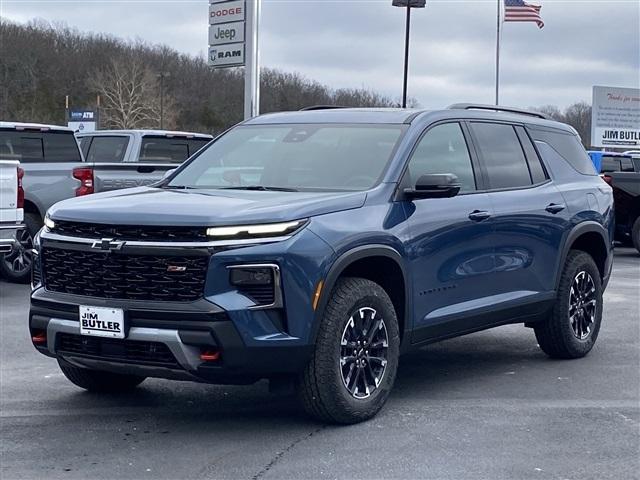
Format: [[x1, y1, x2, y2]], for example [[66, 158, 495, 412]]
[[1, 249, 639, 480]]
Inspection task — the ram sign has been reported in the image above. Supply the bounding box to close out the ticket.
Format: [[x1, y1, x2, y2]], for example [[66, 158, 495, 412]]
[[591, 86, 640, 148]]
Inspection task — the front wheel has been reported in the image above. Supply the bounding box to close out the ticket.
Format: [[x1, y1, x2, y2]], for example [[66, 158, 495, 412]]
[[297, 277, 400, 424], [534, 250, 603, 359], [632, 217, 640, 254]]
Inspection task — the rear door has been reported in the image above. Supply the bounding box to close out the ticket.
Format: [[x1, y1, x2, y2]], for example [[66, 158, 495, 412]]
[[469, 121, 570, 307]]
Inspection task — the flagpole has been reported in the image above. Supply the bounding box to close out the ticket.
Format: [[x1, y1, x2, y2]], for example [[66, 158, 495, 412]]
[[495, 0, 501, 105]]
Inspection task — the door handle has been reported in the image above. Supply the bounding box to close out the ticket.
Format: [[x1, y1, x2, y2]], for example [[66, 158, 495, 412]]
[[468, 210, 491, 222], [545, 203, 566, 214]]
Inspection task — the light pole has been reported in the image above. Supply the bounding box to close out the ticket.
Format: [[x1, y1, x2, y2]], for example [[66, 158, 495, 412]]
[[392, 0, 426, 108], [156, 71, 170, 129]]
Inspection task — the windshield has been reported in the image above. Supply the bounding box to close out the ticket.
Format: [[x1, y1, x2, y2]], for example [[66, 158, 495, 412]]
[[167, 124, 406, 191]]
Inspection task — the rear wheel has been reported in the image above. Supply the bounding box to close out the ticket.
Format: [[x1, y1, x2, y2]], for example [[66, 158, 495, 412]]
[[0, 213, 41, 283], [297, 277, 400, 424], [632, 217, 640, 254], [534, 250, 603, 359], [58, 359, 146, 393]]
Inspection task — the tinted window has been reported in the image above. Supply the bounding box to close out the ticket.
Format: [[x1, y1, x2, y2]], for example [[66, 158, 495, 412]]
[[168, 124, 406, 191], [0, 131, 44, 162], [528, 127, 596, 175], [79, 137, 92, 157], [515, 126, 547, 184], [42, 132, 82, 162], [471, 123, 532, 189], [139, 137, 211, 163], [408, 123, 476, 192], [85, 136, 129, 163]]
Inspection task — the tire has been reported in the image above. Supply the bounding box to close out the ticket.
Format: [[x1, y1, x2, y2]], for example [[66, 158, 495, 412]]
[[534, 250, 603, 359], [0, 212, 41, 283], [632, 217, 640, 254], [58, 359, 146, 393], [297, 277, 400, 424]]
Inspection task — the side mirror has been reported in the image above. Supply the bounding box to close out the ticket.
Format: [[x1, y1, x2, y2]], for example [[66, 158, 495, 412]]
[[405, 173, 461, 199]]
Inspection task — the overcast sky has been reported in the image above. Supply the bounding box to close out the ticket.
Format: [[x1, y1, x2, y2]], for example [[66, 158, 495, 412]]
[[2, 0, 639, 108]]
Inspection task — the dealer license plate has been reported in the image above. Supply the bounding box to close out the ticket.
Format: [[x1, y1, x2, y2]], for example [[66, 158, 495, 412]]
[[79, 306, 125, 339]]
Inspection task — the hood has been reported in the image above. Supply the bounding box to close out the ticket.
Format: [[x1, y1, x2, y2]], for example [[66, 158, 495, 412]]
[[48, 187, 367, 226]]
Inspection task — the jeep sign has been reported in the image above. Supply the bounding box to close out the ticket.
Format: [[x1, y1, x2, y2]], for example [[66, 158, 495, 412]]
[[209, 43, 245, 68], [209, 20, 245, 46]]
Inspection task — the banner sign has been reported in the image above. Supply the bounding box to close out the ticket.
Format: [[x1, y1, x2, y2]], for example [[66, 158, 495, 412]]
[[591, 86, 640, 148], [208, 0, 246, 68], [68, 109, 97, 132]]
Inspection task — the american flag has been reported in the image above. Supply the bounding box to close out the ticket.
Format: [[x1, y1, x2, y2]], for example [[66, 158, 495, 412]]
[[504, 0, 545, 29]]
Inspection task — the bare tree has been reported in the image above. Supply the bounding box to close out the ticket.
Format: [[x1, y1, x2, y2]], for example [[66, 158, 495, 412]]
[[89, 57, 175, 129]]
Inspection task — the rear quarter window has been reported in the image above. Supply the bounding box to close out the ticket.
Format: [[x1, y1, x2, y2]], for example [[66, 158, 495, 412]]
[[527, 127, 596, 175]]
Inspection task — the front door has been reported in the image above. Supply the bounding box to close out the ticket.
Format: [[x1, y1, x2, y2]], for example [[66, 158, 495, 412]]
[[402, 122, 497, 343]]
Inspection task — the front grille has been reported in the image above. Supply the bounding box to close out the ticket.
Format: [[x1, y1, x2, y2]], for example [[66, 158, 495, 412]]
[[42, 247, 208, 301], [51, 220, 208, 242], [31, 252, 42, 286], [57, 333, 179, 367]]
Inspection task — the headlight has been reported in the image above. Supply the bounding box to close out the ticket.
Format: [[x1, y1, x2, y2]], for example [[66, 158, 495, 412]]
[[43, 214, 55, 230], [206, 220, 306, 240]]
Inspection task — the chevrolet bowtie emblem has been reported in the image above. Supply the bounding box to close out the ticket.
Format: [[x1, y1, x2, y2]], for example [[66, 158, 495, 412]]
[[91, 238, 125, 251]]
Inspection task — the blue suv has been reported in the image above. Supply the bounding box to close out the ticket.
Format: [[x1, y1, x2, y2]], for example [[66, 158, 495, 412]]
[[31, 104, 614, 423]]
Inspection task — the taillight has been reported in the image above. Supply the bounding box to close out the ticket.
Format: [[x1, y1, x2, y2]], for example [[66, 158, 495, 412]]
[[73, 167, 94, 196], [17, 167, 24, 209]]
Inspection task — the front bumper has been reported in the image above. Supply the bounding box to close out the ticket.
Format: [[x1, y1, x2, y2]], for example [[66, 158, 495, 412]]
[[30, 288, 313, 384]]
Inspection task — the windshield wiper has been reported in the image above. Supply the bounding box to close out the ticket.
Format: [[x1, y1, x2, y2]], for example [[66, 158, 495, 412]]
[[162, 185, 197, 190], [221, 185, 299, 192]]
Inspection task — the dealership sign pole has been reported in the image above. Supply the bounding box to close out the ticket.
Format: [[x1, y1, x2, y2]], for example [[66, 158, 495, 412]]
[[209, 0, 261, 119]]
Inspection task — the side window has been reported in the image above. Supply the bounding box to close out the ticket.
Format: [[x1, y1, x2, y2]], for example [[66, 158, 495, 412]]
[[527, 127, 596, 175], [43, 132, 82, 162], [515, 126, 548, 184], [78, 137, 92, 158], [85, 136, 130, 163], [139, 137, 189, 163], [407, 122, 476, 193], [470, 122, 532, 189]]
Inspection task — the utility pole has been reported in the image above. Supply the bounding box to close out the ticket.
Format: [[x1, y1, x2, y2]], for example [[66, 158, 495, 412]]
[[392, 0, 426, 108], [157, 71, 170, 129]]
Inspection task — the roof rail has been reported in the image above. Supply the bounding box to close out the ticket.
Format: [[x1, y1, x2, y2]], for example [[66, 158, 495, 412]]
[[299, 105, 349, 111], [448, 103, 551, 120]]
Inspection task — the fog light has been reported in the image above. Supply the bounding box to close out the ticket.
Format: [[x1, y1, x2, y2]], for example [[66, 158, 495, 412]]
[[229, 267, 274, 286]]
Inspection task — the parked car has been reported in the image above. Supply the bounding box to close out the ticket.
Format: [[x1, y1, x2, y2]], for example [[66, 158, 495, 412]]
[[0, 159, 24, 255], [76, 130, 212, 166], [588, 151, 635, 174], [0, 122, 211, 282], [599, 153, 640, 252], [31, 105, 614, 423]]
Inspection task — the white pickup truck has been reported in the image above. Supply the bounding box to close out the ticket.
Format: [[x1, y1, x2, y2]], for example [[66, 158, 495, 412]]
[[0, 160, 24, 254]]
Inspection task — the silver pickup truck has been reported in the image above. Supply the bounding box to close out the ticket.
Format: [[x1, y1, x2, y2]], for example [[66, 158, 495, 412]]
[[0, 122, 212, 282]]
